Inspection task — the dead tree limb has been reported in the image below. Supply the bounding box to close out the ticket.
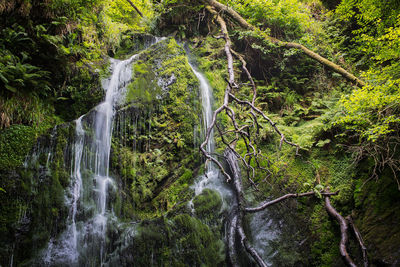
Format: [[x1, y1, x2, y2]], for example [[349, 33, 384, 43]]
[[347, 215, 369, 267], [324, 196, 357, 267], [230, 49, 257, 105], [126, 0, 143, 17], [199, 3, 368, 267], [228, 92, 299, 154], [245, 191, 338, 213], [225, 148, 269, 267], [237, 225, 269, 267], [202, 0, 365, 87]]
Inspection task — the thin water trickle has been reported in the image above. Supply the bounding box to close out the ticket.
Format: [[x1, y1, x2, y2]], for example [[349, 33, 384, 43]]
[[187, 59, 232, 204], [188, 52, 279, 263]]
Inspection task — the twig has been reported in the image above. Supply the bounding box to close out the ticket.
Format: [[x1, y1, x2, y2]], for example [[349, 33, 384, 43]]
[[245, 191, 339, 213]]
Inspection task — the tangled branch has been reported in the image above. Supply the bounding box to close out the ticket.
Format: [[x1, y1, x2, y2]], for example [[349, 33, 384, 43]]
[[196, 3, 369, 266], [202, 0, 365, 87]]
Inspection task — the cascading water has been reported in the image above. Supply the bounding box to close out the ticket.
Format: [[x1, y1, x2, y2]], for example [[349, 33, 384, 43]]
[[42, 54, 138, 266], [188, 54, 279, 264], [187, 61, 232, 201], [4, 36, 287, 267]]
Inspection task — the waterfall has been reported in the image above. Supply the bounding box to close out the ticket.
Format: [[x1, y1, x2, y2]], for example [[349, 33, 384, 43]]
[[42, 54, 138, 266], [187, 58, 232, 205], [188, 55, 279, 265]]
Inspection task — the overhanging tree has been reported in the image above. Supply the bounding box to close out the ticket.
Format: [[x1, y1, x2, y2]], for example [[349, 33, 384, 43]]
[[191, 0, 369, 266]]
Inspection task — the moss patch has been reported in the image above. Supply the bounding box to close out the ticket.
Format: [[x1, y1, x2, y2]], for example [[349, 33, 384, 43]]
[[111, 38, 202, 219], [0, 125, 36, 170]]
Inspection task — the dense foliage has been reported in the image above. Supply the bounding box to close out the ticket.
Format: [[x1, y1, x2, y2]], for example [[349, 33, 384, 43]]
[[1, 0, 399, 266], [332, 0, 400, 143], [0, 0, 154, 128]]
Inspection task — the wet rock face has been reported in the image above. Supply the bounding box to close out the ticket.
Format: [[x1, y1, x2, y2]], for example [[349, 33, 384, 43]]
[[193, 188, 223, 220], [111, 32, 159, 59], [106, 38, 228, 265], [1, 37, 218, 266], [354, 170, 400, 266], [106, 211, 225, 266], [111, 37, 202, 217], [0, 122, 75, 266]]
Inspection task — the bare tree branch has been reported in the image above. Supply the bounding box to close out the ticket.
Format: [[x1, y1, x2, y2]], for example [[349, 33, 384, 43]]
[[324, 196, 357, 267], [228, 92, 300, 154], [126, 0, 143, 17], [347, 215, 369, 267], [237, 225, 269, 267], [245, 191, 339, 213], [202, 0, 365, 87]]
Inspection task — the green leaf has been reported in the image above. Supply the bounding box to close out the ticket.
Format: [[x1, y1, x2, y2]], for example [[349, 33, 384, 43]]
[[0, 72, 9, 83], [5, 84, 17, 92], [315, 184, 324, 191], [313, 188, 322, 199], [316, 139, 331, 147]]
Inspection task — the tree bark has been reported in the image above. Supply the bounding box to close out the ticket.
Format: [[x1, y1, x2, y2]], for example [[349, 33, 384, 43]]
[[245, 191, 338, 213], [126, 0, 143, 17], [324, 196, 357, 267], [347, 215, 369, 267], [202, 0, 365, 87]]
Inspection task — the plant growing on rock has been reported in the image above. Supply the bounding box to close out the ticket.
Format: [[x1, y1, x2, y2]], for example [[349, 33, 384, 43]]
[[166, 0, 373, 265]]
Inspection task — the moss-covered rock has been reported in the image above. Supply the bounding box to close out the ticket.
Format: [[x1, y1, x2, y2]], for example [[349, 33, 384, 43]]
[[0, 122, 75, 266], [193, 188, 222, 221], [112, 32, 158, 59], [111, 38, 202, 218], [353, 167, 400, 265], [108, 214, 225, 266], [54, 65, 105, 122], [0, 125, 36, 171]]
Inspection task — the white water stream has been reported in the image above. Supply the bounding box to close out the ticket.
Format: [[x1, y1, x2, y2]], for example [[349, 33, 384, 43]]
[[187, 60, 232, 205], [188, 55, 278, 265], [42, 54, 138, 266]]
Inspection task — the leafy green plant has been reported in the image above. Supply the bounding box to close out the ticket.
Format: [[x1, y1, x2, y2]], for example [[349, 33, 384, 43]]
[[0, 50, 50, 95], [225, 0, 319, 41]]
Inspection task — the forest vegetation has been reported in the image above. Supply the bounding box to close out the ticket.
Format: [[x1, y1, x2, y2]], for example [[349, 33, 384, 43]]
[[0, 0, 399, 266]]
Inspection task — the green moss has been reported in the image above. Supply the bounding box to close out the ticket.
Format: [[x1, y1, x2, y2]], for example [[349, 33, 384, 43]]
[[169, 214, 225, 266], [126, 60, 162, 107], [151, 167, 194, 213], [111, 38, 202, 219], [124, 214, 224, 266], [193, 188, 222, 221], [55, 64, 105, 122], [0, 122, 75, 264], [113, 32, 156, 59], [310, 204, 340, 266], [0, 125, 36, 170]]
